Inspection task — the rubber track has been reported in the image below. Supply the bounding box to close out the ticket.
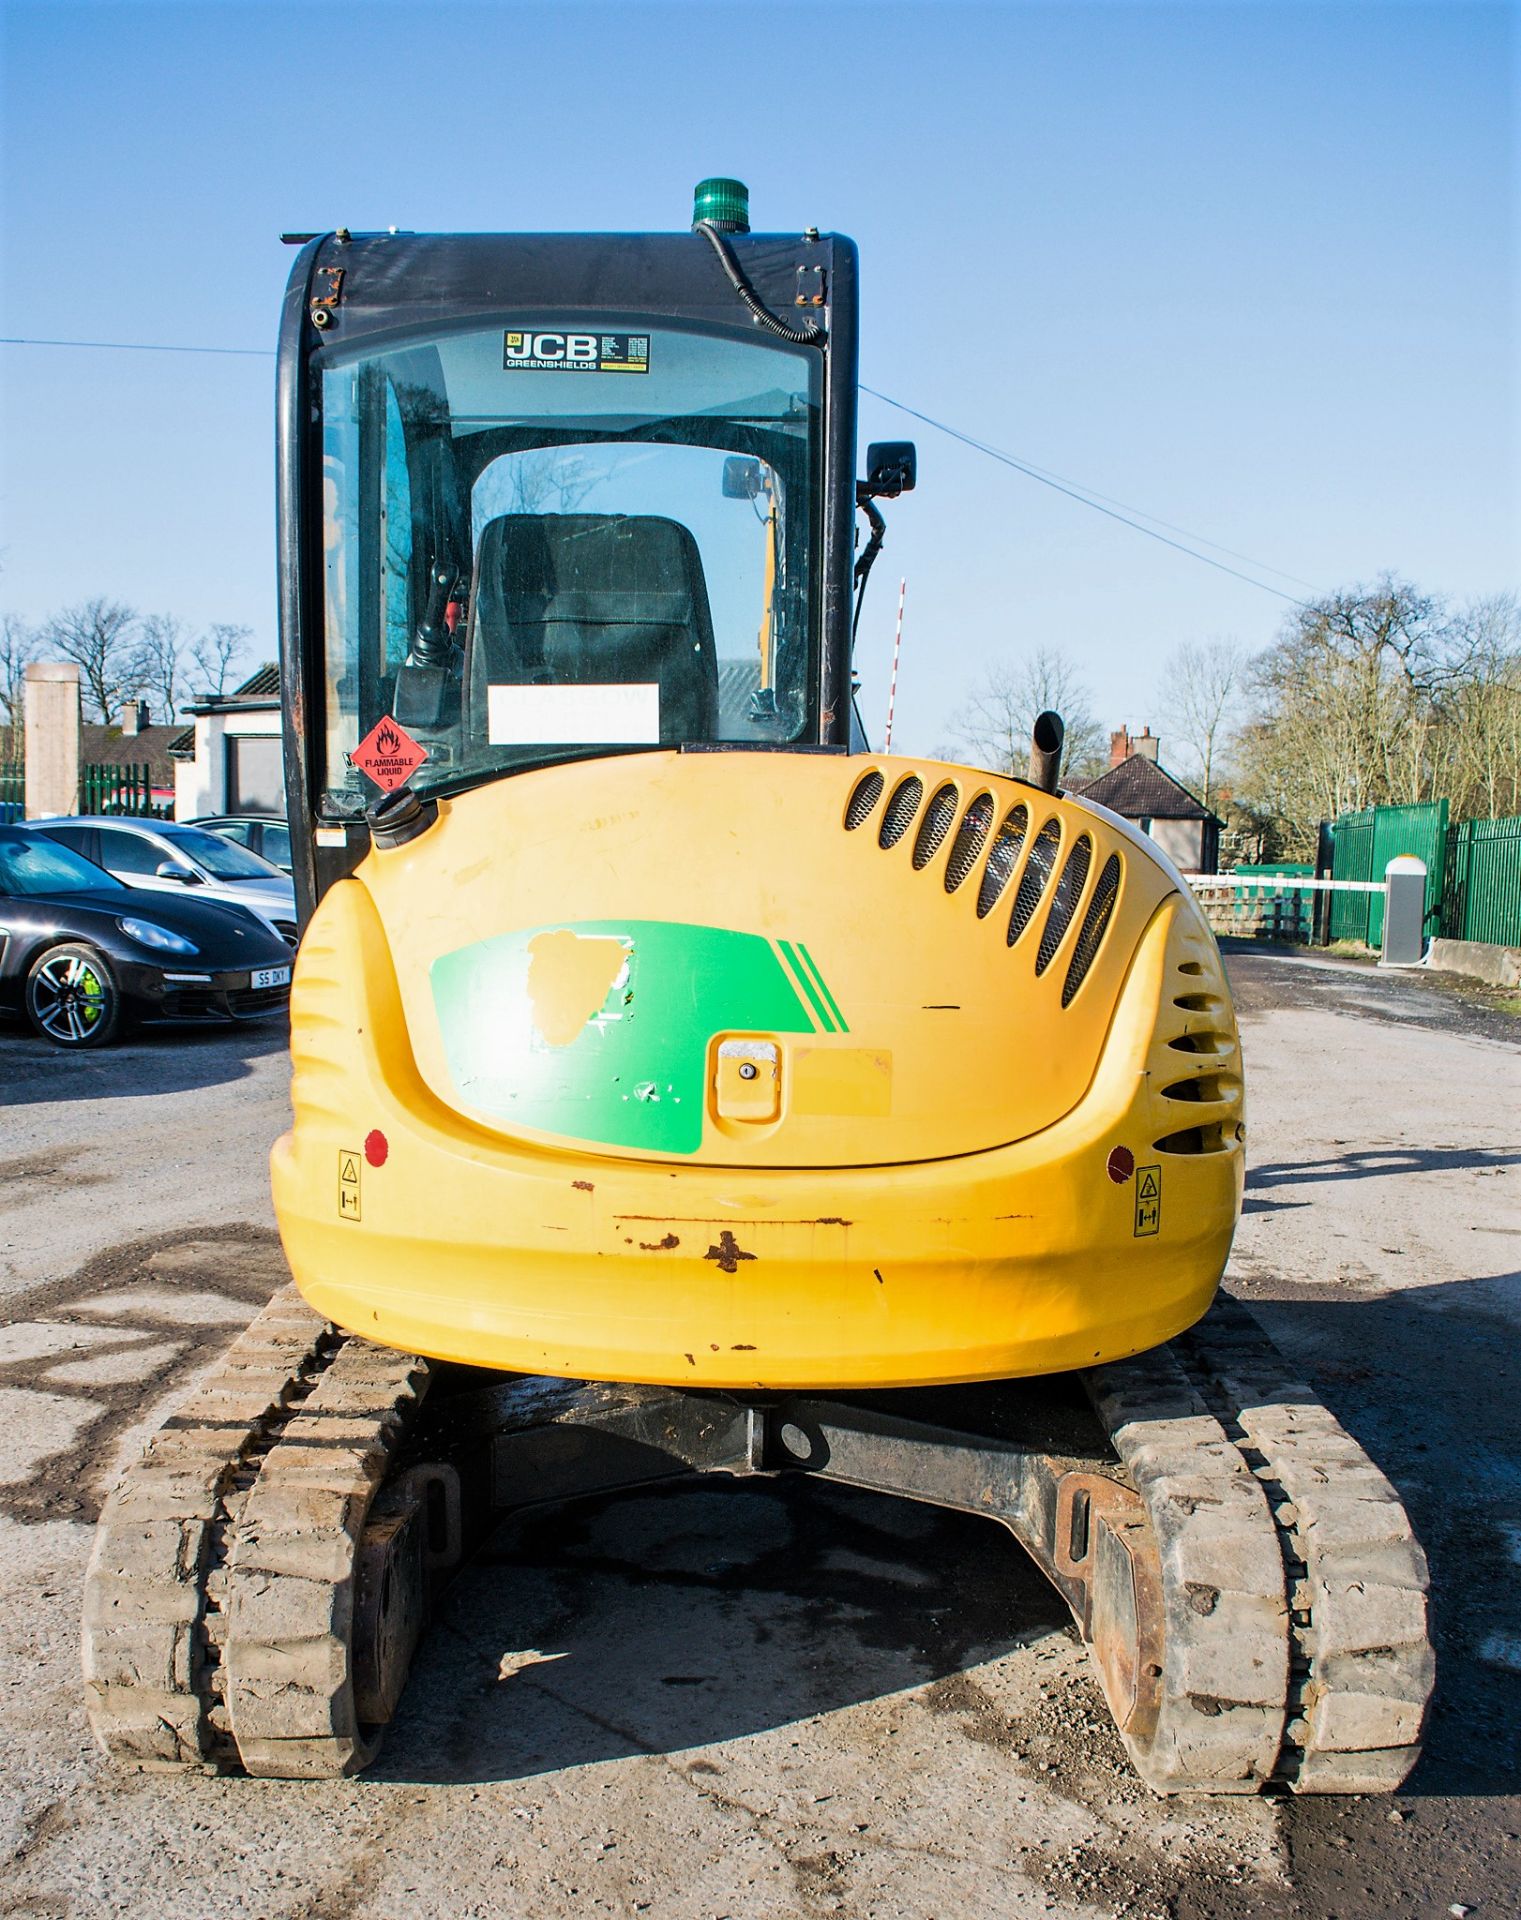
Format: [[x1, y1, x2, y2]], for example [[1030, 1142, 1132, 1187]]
[[1176, 1296, 1433, 1792], [221, 1338, 431, 1777], [1085, 1295, 1432, 1795], [1085, 1339, 1290, 1792], [83, 1285, 338, 1770]]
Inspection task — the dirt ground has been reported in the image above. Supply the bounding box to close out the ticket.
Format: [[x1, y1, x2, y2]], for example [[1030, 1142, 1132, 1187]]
[[0, 946, 1517, 1919]]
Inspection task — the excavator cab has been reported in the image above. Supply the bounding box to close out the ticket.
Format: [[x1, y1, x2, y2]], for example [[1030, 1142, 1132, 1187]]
[[278, 182, 880, 917], [82, 184, 1432, 1796]]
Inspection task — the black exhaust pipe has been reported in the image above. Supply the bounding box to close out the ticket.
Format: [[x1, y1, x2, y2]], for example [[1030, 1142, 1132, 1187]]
[[1028, 710, 1065, 792]]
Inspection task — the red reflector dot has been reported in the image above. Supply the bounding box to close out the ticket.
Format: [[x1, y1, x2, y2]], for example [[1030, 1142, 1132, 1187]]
[[364, 1129, 389, 1168], [1107, 1146, 1134, 1184]]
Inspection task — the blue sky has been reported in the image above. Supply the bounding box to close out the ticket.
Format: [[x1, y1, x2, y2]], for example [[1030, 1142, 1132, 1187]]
[[1, 0, 1515, 756]]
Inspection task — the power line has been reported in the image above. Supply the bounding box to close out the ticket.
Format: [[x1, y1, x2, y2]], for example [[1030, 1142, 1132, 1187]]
[[0, 334, 1311, 605], [862, 384, 1306, 605], [863, 384, 1315, 594], [0, 336, 274, 358]]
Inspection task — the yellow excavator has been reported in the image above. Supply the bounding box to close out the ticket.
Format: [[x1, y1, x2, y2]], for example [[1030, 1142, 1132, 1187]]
[[83, 181, 1433, 1793]]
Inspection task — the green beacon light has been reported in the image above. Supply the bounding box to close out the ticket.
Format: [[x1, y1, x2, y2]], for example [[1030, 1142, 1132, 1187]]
[[692, 177, 750, 234]]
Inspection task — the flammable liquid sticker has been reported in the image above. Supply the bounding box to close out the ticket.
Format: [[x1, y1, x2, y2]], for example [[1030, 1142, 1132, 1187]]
[[350, 716, 428, 792]]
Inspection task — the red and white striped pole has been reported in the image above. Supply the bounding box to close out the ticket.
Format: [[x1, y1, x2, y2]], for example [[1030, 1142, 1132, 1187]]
[[883, 576, 906, 752]]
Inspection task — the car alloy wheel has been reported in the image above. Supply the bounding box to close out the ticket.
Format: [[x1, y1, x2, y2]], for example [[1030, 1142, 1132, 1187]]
[[26, 943, 124, 1048]]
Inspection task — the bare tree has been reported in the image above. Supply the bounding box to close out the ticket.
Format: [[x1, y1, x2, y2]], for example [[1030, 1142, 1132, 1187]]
[[137, 612, 186, 726], [189, 622, 254, 698], [944, 648, 1106, 782], [1233, 575, 1479, 854], [1431, 593, 1521, 819], [39, 598, 143, 723], [1, 613, 36, 750], [1159, 637, 1246, 814]]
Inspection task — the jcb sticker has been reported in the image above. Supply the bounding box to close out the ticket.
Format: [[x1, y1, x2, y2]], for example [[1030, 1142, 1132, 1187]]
[[1134, 1164, 1161, 1237], [339, 1149, 361, 1222], [502, 330, 650, 374]]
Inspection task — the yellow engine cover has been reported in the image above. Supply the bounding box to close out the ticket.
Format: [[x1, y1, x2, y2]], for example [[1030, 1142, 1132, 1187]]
[[272, 753, 1245, 1387]]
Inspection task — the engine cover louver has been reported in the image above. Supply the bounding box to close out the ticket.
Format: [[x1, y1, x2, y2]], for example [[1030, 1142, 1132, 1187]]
[[977, 804, 1028, 918], [841, 763, 1128, 1006], [912, 784, 960, 870], [878, 775, 923, 848], [1007, 816, 1063, 948], [844, 768, 885, 829], [1063, 851, 1121, 1006], [1036, 834, 1092, 974]]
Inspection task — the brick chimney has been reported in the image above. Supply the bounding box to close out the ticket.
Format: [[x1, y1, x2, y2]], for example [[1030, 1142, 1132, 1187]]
[[1133, 726, 1159, 762], [118, 700, 150, 736], [1109, 727, 1132, 768]]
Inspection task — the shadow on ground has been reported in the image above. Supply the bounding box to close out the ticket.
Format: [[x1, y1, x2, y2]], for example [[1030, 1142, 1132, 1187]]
[[383, 1475, 1075, 1789], [0, 1016, 287, 1105], [364, 1276, 1521, 1814]]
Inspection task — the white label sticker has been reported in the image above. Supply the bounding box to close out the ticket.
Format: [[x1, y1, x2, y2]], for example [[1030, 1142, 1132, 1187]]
[[487, 683, 661, 746]]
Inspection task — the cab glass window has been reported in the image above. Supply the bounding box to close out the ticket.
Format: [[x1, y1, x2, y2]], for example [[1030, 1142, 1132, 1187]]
[[317, 321, 820, 815]]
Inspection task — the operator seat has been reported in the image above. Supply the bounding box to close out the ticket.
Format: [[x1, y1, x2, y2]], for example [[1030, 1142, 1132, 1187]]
[[466, 513, 720, 744]]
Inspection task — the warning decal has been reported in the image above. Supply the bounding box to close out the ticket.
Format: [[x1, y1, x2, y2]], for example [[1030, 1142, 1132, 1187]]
[[339, 1148, 362, 1222], [502, 330, 650, 374], [1134, 1164, 1161, 1237], [350, 717, 428, 793]]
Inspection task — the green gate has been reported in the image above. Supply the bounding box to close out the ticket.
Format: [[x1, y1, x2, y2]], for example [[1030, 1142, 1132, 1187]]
[[1441, 815, 1521, 947], [1328, 810, 1375, 941], [1328, 801, 1448, 946]]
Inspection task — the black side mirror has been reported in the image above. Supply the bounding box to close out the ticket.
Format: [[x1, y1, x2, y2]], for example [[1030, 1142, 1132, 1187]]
[[861, 441, 917, 498], [722, 455, 765, 500]]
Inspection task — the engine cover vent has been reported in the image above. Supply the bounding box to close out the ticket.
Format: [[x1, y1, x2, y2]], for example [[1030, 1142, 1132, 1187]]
[[1036, 834, 1092, 975], [977, 804, 1029, 918], [837, 763, 1136, 1015], [879, 775, 923, 849], [944, 794, 995, 893], [912, 784, 960, 870], [1007, 817, 1062, 947], [1062, 852, 1122, 1006], [845, 768, 885, 830]]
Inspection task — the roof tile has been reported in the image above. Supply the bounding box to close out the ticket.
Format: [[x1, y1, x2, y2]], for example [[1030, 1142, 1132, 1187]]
[[1073, 755, 1220, 823]]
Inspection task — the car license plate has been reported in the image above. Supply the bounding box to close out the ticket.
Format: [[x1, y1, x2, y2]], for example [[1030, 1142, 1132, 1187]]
[[252, 966, 292, 990]]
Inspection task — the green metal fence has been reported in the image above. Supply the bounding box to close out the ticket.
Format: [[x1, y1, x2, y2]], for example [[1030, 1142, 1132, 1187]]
[[1441, 814, 1521, 947], [1328, 801, 1448, 945], [0, 762, 164, 819], [80, 762, 160, 815]]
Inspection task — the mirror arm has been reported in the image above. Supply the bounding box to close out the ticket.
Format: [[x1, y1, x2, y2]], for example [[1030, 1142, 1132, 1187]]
[[851, 488, 888, 648]]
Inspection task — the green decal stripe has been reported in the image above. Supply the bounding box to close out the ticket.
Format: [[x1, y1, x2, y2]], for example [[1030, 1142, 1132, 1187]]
[[778, 939, 834, 1032], [431, 919, 819, 1157], [796, 942, 848, 1034]]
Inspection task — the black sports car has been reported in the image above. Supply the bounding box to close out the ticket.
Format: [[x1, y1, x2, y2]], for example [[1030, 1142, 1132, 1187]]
[[0, 825, 296, 1047]]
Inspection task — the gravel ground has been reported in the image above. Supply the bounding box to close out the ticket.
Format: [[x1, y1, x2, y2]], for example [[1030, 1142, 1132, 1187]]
[[0, 949, 1516, 1919]]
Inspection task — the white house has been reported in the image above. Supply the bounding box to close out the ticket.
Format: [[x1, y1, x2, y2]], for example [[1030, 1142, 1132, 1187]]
[[170, 665, 284, 820]]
